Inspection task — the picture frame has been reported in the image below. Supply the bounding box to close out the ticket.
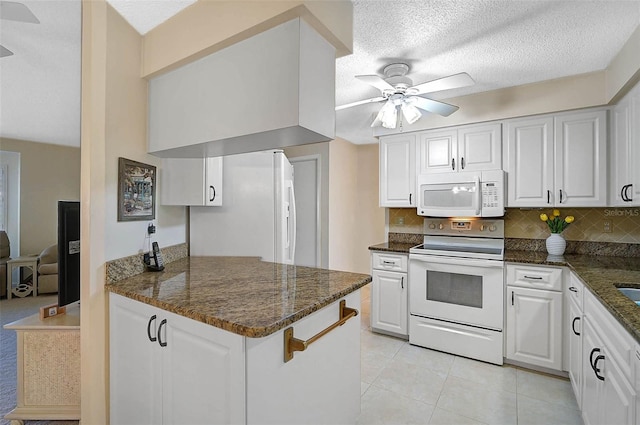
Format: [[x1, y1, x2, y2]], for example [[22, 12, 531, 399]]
[[118, 157, 156, 222]]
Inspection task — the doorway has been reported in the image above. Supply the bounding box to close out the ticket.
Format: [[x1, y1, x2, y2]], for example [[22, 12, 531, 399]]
[[290, 155, 321, 268]]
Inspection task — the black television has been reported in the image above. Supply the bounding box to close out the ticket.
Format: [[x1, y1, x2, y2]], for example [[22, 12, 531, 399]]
[[58, 201, 80, 308]]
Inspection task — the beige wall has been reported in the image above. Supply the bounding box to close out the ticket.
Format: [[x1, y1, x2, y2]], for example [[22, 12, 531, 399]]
[[327, 139, 385, 274], [141, 0, 353, 78], [0, 138, 80, 255], [607, 24, 640, 103], [81, 2, 187, 422]]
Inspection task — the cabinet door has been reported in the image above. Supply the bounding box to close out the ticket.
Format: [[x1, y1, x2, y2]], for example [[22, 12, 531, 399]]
[[567, 298, 583, 408], [162, 309, 245, 425], [457, 123, 501, 172], [506, 286, 563, 370], [161, 157, 223, 206], [379, 134, 416, 207], [603, 349, 636, 425], [554, 110, 607, 207], [417, 129, 457, 174], [205, 156, 223, 206], [505, 117, 554, 207], [582, 317, 604, 425], [371, 269, 408, 336], [611, 95, 632, 206], [109, 293, 163, 425]]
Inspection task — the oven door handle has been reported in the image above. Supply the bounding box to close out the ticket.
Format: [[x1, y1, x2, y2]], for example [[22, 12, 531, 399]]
[[410, 254, 502, 268], [475, 176, 481, 216]]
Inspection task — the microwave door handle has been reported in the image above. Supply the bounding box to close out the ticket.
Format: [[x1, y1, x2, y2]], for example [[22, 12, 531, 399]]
[[475, 176, 481, 216]]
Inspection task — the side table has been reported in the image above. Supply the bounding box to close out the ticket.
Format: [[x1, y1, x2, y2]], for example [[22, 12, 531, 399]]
[[6, 256, 39, 300], [3, 305, 80, 424]]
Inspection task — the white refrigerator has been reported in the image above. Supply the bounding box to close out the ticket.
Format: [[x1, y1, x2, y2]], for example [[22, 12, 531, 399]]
[[190, 150, 296, 264]]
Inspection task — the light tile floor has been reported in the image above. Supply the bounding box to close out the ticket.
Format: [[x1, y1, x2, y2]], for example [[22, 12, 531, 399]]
[[357, 285, 583, 425]]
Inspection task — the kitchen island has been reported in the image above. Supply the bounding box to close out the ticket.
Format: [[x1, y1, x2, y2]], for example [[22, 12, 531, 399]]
[[106, 256, 371, 425]]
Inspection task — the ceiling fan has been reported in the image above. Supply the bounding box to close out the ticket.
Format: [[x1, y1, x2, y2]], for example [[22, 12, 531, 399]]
[[0, 1, 40, 58], [336, 63, 475, 129]]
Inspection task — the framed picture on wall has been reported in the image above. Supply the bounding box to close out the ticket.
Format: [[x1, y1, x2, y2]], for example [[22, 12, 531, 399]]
[[117, 157, 156, 221]]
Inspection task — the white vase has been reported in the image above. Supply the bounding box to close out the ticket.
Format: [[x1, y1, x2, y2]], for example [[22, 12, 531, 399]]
[[546, 233, 566, 256]]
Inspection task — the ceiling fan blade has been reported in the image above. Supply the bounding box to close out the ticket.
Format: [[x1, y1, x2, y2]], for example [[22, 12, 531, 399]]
[[336, 96, 386, 111], [355, 75, 394, 92], [0, 45, 13, 57], [0, 1, 39, 23], [410, 96, 459, 117], [409, 72, 474, 95]]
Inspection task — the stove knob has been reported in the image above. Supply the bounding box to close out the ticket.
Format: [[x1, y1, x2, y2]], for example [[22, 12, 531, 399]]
[[438, 224, 445, 230], [489, 225, 497, 232], [428, 223, 436, 230], [480, 225, 486, 231]]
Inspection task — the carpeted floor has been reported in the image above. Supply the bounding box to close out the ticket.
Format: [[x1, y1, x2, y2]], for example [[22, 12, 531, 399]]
[[0, 294, 79, 425]]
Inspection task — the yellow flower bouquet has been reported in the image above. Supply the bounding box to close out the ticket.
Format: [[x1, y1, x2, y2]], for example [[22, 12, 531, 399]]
[[540, 209, 574, 234]]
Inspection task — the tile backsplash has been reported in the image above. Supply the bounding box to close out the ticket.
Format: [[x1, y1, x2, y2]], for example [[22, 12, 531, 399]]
[[388, 207, 640, 244]]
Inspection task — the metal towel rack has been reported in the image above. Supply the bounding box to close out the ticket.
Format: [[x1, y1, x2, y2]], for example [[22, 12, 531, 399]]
[[284, 300, 358, 363]]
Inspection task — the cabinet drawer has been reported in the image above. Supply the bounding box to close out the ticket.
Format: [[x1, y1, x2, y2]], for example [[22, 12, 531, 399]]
[[565, 271, 585, 311], [506, 264, 563, 291], [371, 252, 408, 272]]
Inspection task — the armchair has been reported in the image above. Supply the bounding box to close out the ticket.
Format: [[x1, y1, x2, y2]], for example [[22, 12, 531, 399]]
[[38, 244, 58, 294], [0, 231, 9, 298]]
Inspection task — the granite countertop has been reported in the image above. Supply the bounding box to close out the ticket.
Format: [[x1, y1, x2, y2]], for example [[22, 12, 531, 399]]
[[506, 250, 640, 344], [368, 242, 418, 253], [368, 241, 640, 344], [105, 256, 371, 338]]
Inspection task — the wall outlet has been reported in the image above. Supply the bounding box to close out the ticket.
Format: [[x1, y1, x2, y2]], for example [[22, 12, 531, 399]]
[[396, 217, 405, 225], [603, 220, 612, 233]]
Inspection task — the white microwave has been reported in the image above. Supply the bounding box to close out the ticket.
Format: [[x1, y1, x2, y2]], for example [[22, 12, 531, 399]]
[[417, 170, 505, 217]]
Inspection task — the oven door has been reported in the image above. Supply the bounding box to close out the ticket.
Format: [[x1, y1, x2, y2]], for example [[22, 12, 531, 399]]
[[417, 173, 481, 217], [409, 254, 504, 330]]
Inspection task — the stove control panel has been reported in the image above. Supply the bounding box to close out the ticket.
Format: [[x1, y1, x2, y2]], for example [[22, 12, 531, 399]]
[[423, 218, 504, 238]]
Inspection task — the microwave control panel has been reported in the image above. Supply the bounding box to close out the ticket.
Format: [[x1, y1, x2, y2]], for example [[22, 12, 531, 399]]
[[482, 182, 500, 208]]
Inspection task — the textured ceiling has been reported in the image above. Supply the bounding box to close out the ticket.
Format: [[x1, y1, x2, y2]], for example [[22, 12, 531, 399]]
[[0, 1, 639, 148]]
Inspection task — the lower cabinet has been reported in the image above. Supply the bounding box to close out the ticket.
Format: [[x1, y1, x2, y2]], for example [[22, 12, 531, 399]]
[[109, 290, 362, 425], [505, 264, 563, 371], [370, 251, 408, 337], [109, 293, 245, 425], [581, 290, 636, 425]]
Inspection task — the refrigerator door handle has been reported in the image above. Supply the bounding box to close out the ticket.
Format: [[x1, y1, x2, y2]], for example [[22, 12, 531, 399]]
[[289, 180, 297, 265]]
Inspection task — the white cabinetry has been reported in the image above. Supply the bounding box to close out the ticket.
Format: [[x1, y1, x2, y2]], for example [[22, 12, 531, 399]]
[[161, 157, 223, 206], [505, 264, 563, 371], [110, 293, 245, 425], [505, 109, 607, 207], [611, 83, 640, 206], [417, 123, 501, 174], [370, 251, 408, 337], [564, 271, 585, 408], [581, 288, 636, 425], [379, 134, 416, 207]]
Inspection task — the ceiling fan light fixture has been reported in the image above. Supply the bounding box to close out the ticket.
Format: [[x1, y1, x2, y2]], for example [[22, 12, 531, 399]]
[[375, 101, 397, 129], [401, 102, 421, 125]]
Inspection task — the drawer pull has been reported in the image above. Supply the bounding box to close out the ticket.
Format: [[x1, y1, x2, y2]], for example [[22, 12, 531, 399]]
[[569, 287, 578, 293], [284, 300, 358, 363], [524, 275, 543, 280], [382, 261, 396, 265]]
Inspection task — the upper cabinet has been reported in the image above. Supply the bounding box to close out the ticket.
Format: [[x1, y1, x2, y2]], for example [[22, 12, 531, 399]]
[[148, 18, 335, 159], [161, 157, 223, 206], [610, 83, 640, 206], [417, 123, 502, 174], [379, 134, 416, 207], [506, 109, 607, 207]]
